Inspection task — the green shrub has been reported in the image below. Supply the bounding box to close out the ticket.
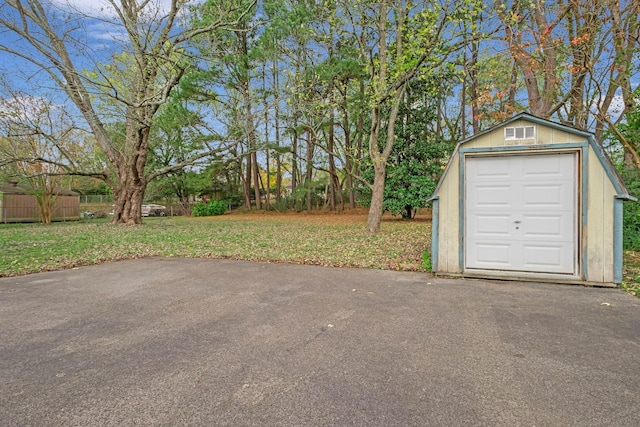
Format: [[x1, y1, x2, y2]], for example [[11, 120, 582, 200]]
[[624, 204, 640, 250], [192, 200, 227, 217], [421, 250, 432, 271], [621, 168, 640, 250], [191, 201, 208, 217], [270, 198, 290, 213]]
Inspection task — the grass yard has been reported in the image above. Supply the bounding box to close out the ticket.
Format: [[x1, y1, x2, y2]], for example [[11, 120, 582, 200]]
[[0, 210, 432, 277], [2, 210, 639, 297], [622, 250, 640, 297]]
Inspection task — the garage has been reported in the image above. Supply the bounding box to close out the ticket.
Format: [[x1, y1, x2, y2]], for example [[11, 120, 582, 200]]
[[428, 113, 635, 286]]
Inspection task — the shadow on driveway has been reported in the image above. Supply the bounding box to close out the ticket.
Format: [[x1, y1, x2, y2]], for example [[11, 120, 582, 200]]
[[1, 258, 639, 426]]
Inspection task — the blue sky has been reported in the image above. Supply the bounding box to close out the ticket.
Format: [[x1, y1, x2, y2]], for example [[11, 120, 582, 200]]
[[0, 0, 197, 86], [0, 0, 637, 131], [0, 0, 203, 115]]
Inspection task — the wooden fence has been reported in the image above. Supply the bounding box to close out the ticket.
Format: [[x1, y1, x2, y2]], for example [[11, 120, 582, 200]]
[[1, 194, 80, 223]]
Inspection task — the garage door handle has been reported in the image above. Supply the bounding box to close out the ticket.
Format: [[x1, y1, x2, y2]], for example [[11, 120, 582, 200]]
[[514, 220, 521, 224]]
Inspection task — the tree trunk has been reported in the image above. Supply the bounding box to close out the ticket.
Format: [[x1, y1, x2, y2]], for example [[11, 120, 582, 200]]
[[275, 115, 282, 204], [251, 149, 261, 210], [291, 125, 298, 197], [265, 147, 270, 210], [30, 173, 56, 225], [364, 0, 404, 233], [404, 205, 413, 220], [111, 170, 146, 225], [461, 46, 467, 140], [263, 64, 271, 210], [238, 28, 260, 211], [35, 191, 54, 225], [566, 2, 590, 129], [366, 161, 386, 233], [306, 130, 314, 212], [470, 33, 480, 134], [508, 58, 518, 113], [273, 45, 282, 204], [179, 193, 191, 215], [343, 89, 355, 209], [110, 108, 150, 224], [328, 86, 337, 211], [242, 153, 252, 208], [356, 80, 364, 162]]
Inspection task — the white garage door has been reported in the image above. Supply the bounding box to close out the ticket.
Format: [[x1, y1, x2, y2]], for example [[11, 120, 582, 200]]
[[465, 153, 577, 274]]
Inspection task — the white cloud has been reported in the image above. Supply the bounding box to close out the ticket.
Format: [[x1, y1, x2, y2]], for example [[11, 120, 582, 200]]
[[0, 95, 59, 123], [49, 0, 199, 18], [49, 0, 119, 17], [48, 0, 202, 44], [85, 21, 129, 43], [607, 94, 626, 117], [46, 0, 203, 51]]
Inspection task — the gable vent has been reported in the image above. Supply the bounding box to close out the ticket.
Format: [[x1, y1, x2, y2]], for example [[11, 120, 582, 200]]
[[505, 126, 535, 140]]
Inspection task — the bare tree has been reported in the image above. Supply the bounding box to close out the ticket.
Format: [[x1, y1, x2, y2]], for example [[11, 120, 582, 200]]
[[0, 0, 255, 224], [498, 0, 639, 147], [0, 93, 77, 224]]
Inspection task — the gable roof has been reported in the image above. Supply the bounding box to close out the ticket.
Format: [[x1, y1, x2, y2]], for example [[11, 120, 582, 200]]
[[431, 112, 634, 200], [0, 183, 26, 194], [0, 183, 79, 196]]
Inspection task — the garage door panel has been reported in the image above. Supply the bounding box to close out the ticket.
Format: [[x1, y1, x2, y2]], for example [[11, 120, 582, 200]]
[[522, 244, 573, 272], [469, 213, 514, 238], [465, 153, 576, 274], [470, 184, 512, 208], [521, 155, 567, 178], [469, 243, 513, 266], [471, 157, 510, 179], [521, 213, 573, 240], [521, 182, 574, 210]]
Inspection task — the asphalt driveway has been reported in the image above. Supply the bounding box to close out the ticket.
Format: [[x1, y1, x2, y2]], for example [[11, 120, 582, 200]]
[[1, 258, 639, 426]]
